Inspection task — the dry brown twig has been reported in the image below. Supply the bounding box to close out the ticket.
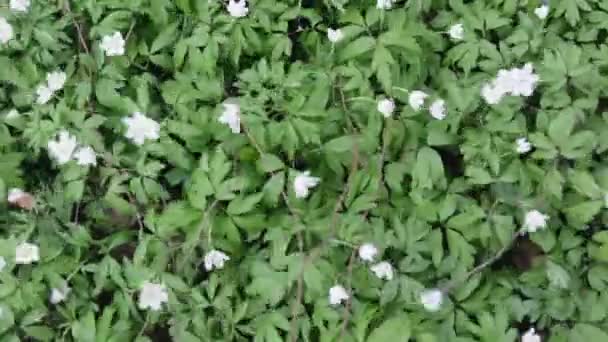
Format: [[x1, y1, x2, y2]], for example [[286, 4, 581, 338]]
[[61, 0, 90, 55]]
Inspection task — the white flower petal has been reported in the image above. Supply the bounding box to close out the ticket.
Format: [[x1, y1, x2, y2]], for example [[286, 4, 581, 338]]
[[429, 99, 446, 120], [50, 284, 71, 304], [100, 32, 126, 56], [448, 23, 464, 40], [293, 171, 320, 199], [377, 98, 395, 118], [534, 5, 549, 20], [516, 137, 532, 154], [204, 250, 230, 271], [408, 90, 428, 111], [0, 256, 6, 272], [227, 0, 249, 18], [0, 17, 14, 44], [521, 328, 542, 342], [524, 210, 548, 233], [329, 285, 349, 305], [219, 103, 241, 134], [376, 0, 393, 9], [36, 85, 53, 105], [15, 242, 39, 264], [47, 130, 78, 165], [74, 146, 97, 166], [10, 0, 30, 12], [327, 28, 344, 43], [370, 261, 394, 280], [47, 71, 67, 92], [358, 243, 378, 262], [138, 282, 168, 311], [420, 288, 443, 312], [123, 112, 160, 145]]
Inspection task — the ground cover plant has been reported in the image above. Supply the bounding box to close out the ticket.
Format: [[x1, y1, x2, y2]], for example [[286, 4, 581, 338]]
[[1, 0, 608, 341]]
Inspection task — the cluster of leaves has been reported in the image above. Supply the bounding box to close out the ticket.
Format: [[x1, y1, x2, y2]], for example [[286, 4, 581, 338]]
[[1, 0, 608, 341]]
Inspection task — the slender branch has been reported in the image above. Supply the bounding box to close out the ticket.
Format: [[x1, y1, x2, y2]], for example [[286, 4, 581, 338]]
[[442, 230, 524, 293], [339, 250, 356, 341], [62, 0, 90, 55]]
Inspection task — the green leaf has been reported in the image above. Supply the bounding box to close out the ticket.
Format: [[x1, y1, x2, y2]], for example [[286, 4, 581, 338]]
[[339, 37, 376, 61], [227, 193, 264, 215], [367, 314, 411, 342], [256, 154, 285, 173], [151, 22, 180, 54]]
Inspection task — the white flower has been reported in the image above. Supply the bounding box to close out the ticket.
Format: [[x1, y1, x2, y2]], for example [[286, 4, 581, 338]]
[[50, 284, 71, 304], [46, 71, 67, 92], [358, 243, 378, 262], [420, 288, 443, 311], [293, 171, 320, 199], [377, 98, 395, 118], [0, 256, 6, 272], [516, 137, 532, 154], [15, 242, 39, 264], [327, 28, 344, 43], [408, 90, 428, 111], [47, 130, 78, 165], [36, 85, 53, 105], [100, 32, 125, 57], [7, 188, 25, 204], [376, 0, 393, 10], [328, 285, 349, 305], [523, 210, 548, 233], [6, 109, 19, 119], [204, 250, 230, 271], [10, 0, 30, 12], [507, 64, 539, 97], [219, 103, 241, 134], [521, 328, 541, 342], [0, 17, 13, 44], [534, 5, 549, 20], [138, 281, 168, 311], [482, 64, 539, 104], [227, 0, 249, 18], [429, 99, 446, 120], [370, 261, 394, 280], [74, 146, 97, 166], [122, 112, 160, 145], [481, 83, 504, 105], [448, 23, 464, 40]]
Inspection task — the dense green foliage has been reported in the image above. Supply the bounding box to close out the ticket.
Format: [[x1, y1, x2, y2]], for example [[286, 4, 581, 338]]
[[1, 0, 608, 341]]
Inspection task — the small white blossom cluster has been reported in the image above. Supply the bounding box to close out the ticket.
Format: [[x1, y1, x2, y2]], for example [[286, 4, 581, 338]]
[[379, 93, 446, 120], [329, 243, 395, 306], [481, 63, 539, 105], [100, 32, 126, 57], [36, 71, 67, 105], [47, 130, 97, 166], [358, 243, 394, 280]]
